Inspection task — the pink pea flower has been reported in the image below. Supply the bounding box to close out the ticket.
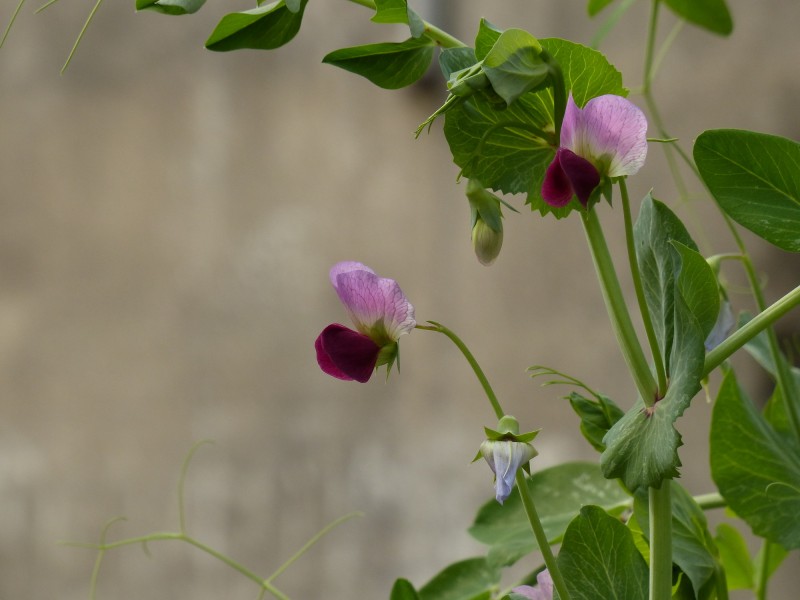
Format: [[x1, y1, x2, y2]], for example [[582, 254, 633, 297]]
[[315, 262, 415, 383], [512, 570, 554, 600], [542, 94, 648, 207]]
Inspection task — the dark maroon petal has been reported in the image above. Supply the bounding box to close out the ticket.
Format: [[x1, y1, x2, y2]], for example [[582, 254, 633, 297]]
[[558, 148, 600, 206], [315, 324, 380, 383], [541, 150, 574, 207]]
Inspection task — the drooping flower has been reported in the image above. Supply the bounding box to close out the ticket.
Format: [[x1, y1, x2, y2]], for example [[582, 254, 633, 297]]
[[315, 262, 415, 383], [542, 94, 648, 207], [511, 570, 554, 600], [476, 416, 540, 504]]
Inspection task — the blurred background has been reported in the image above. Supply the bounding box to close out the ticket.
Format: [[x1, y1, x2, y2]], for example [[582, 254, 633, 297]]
[[1, 0, 799, 598]]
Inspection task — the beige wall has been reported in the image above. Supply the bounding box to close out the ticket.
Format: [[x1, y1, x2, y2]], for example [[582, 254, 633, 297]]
[[1, 1, 798, 598]]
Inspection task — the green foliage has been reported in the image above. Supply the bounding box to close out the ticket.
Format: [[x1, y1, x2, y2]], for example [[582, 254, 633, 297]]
[[694, 129, 800, 252], [391, 578, 421, 600], [205, 0, 308, 52], [567, 391, 624, 452], [587, 0, 616, 17], [710, 370, 800, 549], [322, 38, 435, 89], [135, 0, 206, 15], [372, 0, 425, 38], [671, 241, 720, 341], [416, 557, 500, 600], [601, 196, 706, 490], [468, 462, 629, 567], [663, 0, 733, 36], [557, 505, 648, 599], [481, 29, 548, 106], [442, 37, 626, 218], [714, 523, 753, 590], [475, 19, 503, 61], [635, 483, 721, 599]]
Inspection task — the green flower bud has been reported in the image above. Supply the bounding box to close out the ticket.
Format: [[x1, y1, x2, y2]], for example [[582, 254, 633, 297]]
[[472, 217, 504, 266]]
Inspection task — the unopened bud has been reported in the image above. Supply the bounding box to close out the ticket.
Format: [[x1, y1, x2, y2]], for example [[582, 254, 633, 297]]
[[472, 217, 504, 266]]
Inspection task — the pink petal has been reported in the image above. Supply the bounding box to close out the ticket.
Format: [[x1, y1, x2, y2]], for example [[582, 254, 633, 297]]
[[315, 324, 380, 383], [558, 148, 600, 206], [331, 265, 415, 343], [565, 94, 648, 178], [329, 261, 374, 289]]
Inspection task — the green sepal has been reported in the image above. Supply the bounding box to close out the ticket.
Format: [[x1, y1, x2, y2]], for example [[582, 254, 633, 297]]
[[375, 342, 399, 379], [136, 0, 206, 14], [482, 426, 541, 443], [322, 38, 435, 90], [466, 180, 504, 232], [205, 0, 308, 52], [372, 0, 425, 38]]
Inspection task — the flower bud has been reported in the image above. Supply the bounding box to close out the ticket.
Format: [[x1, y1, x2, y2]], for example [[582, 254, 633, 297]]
[[472, 217, 503, 266], [479, 439, 537, 504]]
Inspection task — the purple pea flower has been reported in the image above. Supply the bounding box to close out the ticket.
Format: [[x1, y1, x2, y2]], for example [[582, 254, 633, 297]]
[[512, 570, 554, 600], [479, 438, 538, 504], [542, 94, 648, 207], [315, 262, 415, 383]]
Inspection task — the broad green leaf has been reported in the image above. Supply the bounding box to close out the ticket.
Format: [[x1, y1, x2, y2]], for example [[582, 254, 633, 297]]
[[694, 129, 800, 252], [469, 462, 629, 567], [602, 203, 706, 490], [710, 370, 800, 549], [439, 48, 477, 80], [417, 557, 499, 600], [482, 29, 548, 106], [635, 482, 720, 599], [205, 0, 308, 52], [391, 578, 421, 600], [372, 0, 425, 38], [588, 0, 616, 16], [322, 38, 435, 89], [671, 241, 720, 341], [284, 0, 301, 13], [475, 19, 503, 61], [663, 0, 733, 36], [442, 38, 626, 218], [558, 505, 648, 600], [714, 523, 754, 591], [633, 195, 697, 373], [567, 391, 624, 452], [136, 0, 206, 14]]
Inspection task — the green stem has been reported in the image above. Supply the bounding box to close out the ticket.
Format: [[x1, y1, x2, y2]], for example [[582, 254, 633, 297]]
[[620, 179, 667, 396], [345, 0, 465, 48], [642, 0, 660, 92], [649, 484, 672, 600], [581, 207, 658, 405], [417, 322, 505, 419], [755, 540, 772, 600], [515, 471, 571, 600], [703, 284, 800, 379], [693, 492, 726, 510], [541, 50, 566, 142]]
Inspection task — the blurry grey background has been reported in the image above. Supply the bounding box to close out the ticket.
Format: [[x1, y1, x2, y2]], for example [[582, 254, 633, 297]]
[[1, 1, 799, 598]]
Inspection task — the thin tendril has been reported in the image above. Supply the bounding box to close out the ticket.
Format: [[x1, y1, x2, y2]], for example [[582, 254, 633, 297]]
[[0, 0, 27, 49], [61, 0, 104, 74], [177, 439, 214, 534]]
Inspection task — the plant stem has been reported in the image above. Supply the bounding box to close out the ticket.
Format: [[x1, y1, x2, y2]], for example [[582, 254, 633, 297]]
[[345, 0, 465, 48], [756, 540, 772, 600], [649, 483, 672, 600], [581, 207, 658, 405], [417, 322, 505, 419], [515, 471, 571, 600], [620, 179, 667, 397], [693, 492, 726, 510]]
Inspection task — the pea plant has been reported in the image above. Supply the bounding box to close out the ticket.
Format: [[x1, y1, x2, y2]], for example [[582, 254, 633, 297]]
[[5, 0, 800, 599]]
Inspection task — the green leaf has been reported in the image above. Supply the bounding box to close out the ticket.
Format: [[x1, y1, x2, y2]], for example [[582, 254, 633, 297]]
[[372, 0, 425, 38], [442, 38, 626, 218], [391, 578, 421, 600], [588, 0, 616, 16], [481, 29, 548, 106], [714, 523, 754, 591], [439, 48, 477, 80], [558, 505, 648, 600], [475, 19, 503, 61], [635, 482, 720, 599], [753, 541, 789, 593], [469, 462, 629, 567], [671, 241, 720, 341], [567, 391, 624, 452], [663, 0, 733, 36], [602, 197, 706, 490], [205, 0, 308, 52], [322, 38, 435, 89], [694, 129, 800, 252], [710, 370, 800, 549], [136, 0, 206, 15], [417, 557, 499, 600]]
